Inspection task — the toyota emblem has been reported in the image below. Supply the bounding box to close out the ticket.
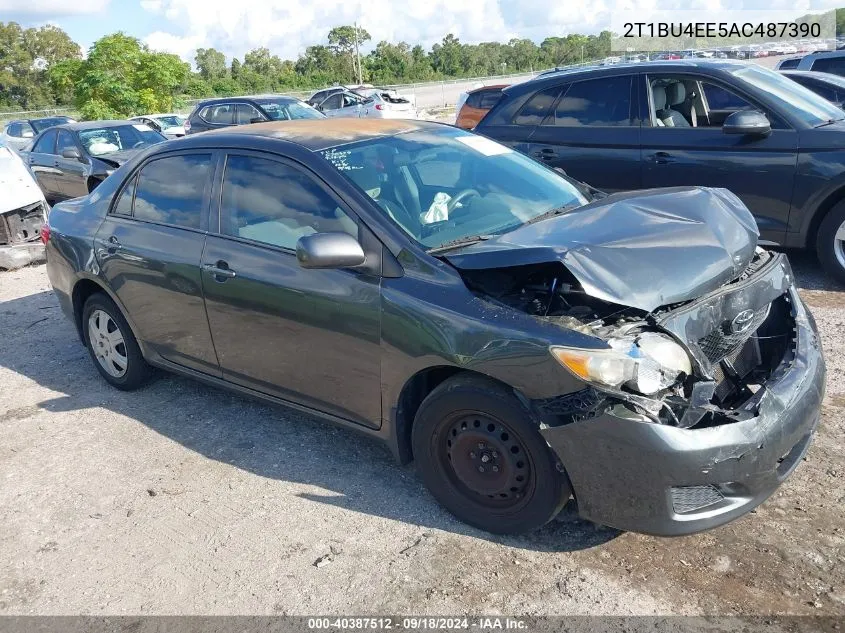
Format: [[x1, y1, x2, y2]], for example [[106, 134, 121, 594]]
[[730, 310, 755, 334]]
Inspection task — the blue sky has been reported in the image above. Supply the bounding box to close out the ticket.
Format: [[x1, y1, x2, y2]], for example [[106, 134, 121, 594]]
[[1, 0, 841, 64]]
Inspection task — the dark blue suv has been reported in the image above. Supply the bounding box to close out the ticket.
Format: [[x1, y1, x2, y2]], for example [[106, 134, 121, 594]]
[[476, 60, 845, 283]]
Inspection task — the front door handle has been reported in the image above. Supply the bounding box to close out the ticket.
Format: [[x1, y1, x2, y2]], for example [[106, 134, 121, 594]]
[[202, 261, 237, 281], [649, 151, 673, 164]]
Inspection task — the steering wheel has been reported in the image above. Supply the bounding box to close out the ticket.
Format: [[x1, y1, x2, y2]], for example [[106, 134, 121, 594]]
[[447, 189, 481, 212], [131, 141, 147, 149]]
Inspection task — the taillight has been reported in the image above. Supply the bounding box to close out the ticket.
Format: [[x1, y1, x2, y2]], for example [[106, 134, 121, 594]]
[[184, 119, 191, 131], [375, 104, 385, 110], [40, 223, 50, 245]]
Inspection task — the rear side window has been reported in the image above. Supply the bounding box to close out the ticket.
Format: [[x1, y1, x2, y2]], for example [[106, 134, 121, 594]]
[[465, 92, 482, 108], [200, 104, 234, 124], [810, 56, 845, 76], [7, 123, 21, 137], [479, 90, 503, 109], [514, 87, 562, 125], [547, 76, 633, 127], [132, 154, 212, 229], [33, 129, 57, 154], [779, 58, 801, 70], [113, 174, 137, 216]]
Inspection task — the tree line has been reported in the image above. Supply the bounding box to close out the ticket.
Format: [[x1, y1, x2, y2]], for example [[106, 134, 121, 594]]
[[0, 20, 613, 119]]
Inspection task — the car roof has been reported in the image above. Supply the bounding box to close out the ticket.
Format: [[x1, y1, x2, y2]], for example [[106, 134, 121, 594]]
[[172, 118, 444, 151], [467, 84, 508, 94], [195, 95, 299, 107], [509, 60, 750, 95], [55, 120, 142, 132]]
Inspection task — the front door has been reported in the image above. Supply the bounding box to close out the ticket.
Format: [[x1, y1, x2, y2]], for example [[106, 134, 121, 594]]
[[54, 130, 88, 199], [94, 151, 220, 375], [640, 74, 799, 244], [27, 128, 60, 200], [201, 152, 382, 427]]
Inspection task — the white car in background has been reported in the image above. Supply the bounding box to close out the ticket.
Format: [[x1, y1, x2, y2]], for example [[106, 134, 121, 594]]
[[0, 139, 48, 269], [314, 89, 417, 119], [129, 114, 187, 139]]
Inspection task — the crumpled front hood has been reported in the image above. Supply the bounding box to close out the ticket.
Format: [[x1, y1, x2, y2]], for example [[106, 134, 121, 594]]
[[444, 187, 759, 312], [96, 150, 139, 167], [0, 146, 45, 214]]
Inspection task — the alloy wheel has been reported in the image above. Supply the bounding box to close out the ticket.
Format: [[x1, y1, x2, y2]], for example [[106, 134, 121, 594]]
[[87, 309, 128, 378]]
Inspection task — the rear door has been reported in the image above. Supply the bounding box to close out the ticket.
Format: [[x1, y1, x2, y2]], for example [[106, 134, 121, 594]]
[[640, 73, 798, 244], [54, 130, 88, 199], [525, 74, 642, 192], [27, 129, 60, 199], [196, 103, 235, 132], [200, 151, 382, 427], [94, 151, 220, 375]]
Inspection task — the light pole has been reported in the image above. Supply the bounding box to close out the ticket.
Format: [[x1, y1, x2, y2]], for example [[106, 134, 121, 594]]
[[354, 21, 362, 85]]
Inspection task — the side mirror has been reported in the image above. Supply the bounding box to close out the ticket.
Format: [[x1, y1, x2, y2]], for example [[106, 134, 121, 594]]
[[61, 147, 82, 160], [249, 117, 264, 124], [722, 110, 771, 137], [296, 232, 365, 269]]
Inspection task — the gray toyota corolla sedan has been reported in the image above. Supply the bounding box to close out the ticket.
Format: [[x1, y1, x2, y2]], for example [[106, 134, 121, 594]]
[[43, 119, 825, 536]]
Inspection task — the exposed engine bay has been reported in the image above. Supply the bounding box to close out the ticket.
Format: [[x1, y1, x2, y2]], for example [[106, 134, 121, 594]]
[[459, 250, 796, 430]]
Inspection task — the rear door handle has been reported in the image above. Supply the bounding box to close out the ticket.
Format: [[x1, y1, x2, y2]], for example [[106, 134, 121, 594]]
[[650, 151, 673, 164], [202, 261, 237, 280]]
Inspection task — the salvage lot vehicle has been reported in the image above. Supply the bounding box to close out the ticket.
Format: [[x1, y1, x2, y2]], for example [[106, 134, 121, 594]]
[[44, 119, 825, 537], [0, 139, 48, 268], [185, 95, 323, 135], [455, 84, 506, 129], [475, 60, 845, 283], [21, 121, 167, 204], [780, 70, 845, 107], [1, 116, 77, 153], [129, 114, 187, 139], [311, 89, 417, 119]]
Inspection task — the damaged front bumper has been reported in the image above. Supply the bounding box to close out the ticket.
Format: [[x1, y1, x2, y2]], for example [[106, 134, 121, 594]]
[[540, 270, 826, 537]]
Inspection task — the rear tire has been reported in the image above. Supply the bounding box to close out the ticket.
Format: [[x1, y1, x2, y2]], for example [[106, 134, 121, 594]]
[[816, 201, 845, 285], [82, 293, 153, 390], [412, 374, 570, 534]]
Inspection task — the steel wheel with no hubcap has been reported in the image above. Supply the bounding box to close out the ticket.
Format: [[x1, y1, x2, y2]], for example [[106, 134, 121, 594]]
[[441, 413, 533, 511], [87, 309, 128, 378]]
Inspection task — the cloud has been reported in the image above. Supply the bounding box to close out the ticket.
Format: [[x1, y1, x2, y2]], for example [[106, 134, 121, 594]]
[[0, 0, 109, 15]]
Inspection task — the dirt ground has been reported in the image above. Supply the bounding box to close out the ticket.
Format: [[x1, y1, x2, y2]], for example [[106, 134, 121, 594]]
[[0, 252, 843, 616]]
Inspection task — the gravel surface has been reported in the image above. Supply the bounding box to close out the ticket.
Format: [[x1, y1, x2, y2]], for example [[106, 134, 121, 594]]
[[0, 251, 842, 616]]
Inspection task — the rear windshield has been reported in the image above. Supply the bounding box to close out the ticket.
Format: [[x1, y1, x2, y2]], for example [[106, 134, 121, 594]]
[[30, 117, 73, 133], [255, 99, 324, 121]]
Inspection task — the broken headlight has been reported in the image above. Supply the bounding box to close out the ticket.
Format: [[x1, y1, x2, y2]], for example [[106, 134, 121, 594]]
[[550, 332, 691, 396]]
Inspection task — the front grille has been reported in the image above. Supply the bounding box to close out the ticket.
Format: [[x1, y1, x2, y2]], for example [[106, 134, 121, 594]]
[[671, 485, 724, 514], [697, 303, 770, 364]]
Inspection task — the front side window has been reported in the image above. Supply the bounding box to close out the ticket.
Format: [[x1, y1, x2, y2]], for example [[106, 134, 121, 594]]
[[235, 103, 263, 125], [514, 87, 562, 126], [220, 154, 357, 250], [701, 83, 750, 110], [320, 126, 587, 250], [547, 76, 632, 127], [55, 131, 77, 156], [33, 129, 57, 154], [78, 125, 166, 156], [132, 154, 212, 229], [321, 94, 343, 111]]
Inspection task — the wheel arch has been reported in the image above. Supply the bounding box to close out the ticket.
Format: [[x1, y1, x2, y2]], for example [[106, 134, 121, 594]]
[[71, 276, 146, 356], [392, 366, 530, 465]]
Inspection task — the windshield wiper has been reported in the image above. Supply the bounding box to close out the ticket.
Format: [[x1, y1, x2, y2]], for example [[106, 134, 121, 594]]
[[521, 203, 582, 227], [427, 234, 495, 254], [816, 117, 845, 127]]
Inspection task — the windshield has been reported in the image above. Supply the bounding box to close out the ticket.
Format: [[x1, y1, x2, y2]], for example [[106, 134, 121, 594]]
[[77, 125, 167, 156], [732, 65, 845, 126], [320, 127, 587, 250], [31, 117, 72, 133], [154, 115, 184, 128], [255, 98, 323, 121]]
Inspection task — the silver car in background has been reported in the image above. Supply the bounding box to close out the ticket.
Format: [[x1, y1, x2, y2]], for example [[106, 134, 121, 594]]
[[313, 88, 417, 119], [129, 114, 187, 139]]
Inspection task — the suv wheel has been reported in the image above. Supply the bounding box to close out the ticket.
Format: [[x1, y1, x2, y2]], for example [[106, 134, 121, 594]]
[[82, 293, 153, 390], [817, 201, 845, 285], [412, 374, 570, 534]]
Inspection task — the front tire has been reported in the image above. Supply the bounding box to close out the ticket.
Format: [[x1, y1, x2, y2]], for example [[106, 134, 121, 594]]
[[82, 293, 153, 390], [412, 374, 570, 534], [816, 201, 845, 285]]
